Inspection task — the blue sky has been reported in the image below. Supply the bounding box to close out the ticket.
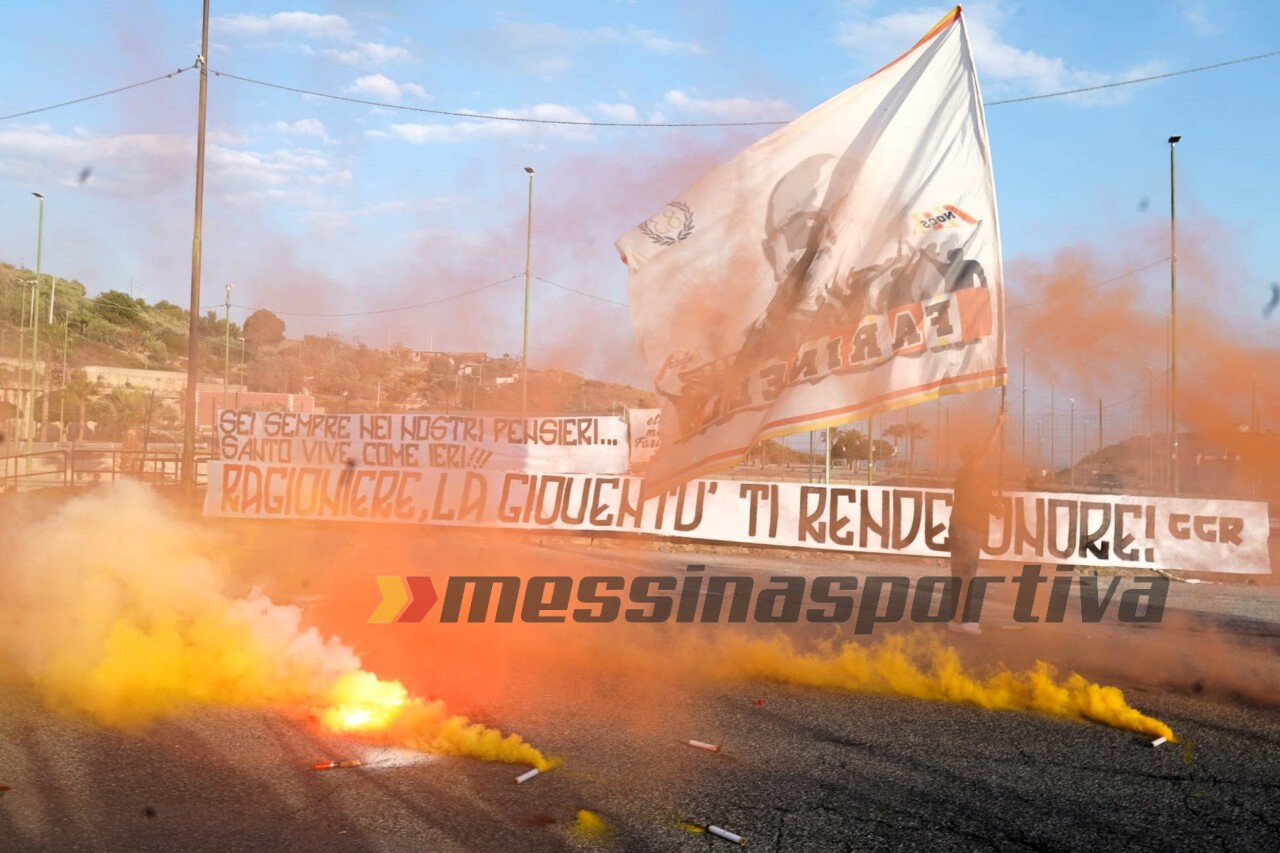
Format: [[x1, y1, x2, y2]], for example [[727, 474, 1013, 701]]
[[0, 0, 1277, 415]]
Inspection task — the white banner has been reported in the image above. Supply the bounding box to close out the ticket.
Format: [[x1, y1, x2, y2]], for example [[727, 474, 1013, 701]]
[[617, 8, 1004, 489], [204, 462, 1271, 574], [213, 410, 631, 474]]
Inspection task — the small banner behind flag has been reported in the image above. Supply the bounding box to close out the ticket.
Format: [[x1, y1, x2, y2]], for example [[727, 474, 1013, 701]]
[[617, 7, 1005, 490]]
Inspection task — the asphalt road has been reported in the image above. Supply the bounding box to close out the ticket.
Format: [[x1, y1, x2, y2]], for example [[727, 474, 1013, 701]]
[[2, 517, 1279, 852]]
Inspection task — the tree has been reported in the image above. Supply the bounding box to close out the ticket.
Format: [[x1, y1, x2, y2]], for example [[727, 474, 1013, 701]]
[[89, 387, 150, 440], [904, 421, 929, 469], [95, 290, 147, 326], [62, 369, 104, 439], [243, 309, 286, 347], [831, 428, 867, 467]]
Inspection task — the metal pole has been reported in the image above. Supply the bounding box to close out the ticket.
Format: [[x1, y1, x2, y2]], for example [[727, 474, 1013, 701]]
[[182, 0, 211, 489], [521, 166, 534, 421], [866, 415, 874, 485], [223, 283, 232, 412], [808, 430, 814, 483], [59, 317, 68, 440], [1148, 366, 1154, 491], [1168, 135, 1181, 496], [1049, 383, 1056, 483], [824, 426, 831, 484], [27, 194, 44, 457], [1069, 399, 1075, 488], [237, 337, 245, 409], [16, 281, 27, 440]]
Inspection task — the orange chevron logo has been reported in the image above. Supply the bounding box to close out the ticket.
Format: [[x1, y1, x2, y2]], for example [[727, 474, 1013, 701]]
[[367, 575, 439, 624]]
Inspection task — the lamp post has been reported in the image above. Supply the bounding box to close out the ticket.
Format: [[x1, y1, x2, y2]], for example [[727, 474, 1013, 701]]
[[1168, 135, 1181, 496], [521, 166, 534, 422], [27, 192, 45, 458]]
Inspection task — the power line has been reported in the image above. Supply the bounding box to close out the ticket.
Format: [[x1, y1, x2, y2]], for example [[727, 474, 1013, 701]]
[[535, 275, 629, 307], [212, 47, 1280, 127], [209, 68, 785, 127], [1007, 258, 1169, 310], [0, 66, 193, 122], [3, 45, 1278, 129], [985, 48, 1280, 105], [230, 273, 524, 318]]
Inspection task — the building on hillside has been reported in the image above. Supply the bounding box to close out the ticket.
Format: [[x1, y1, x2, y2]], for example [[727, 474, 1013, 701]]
[[408, 350, 487, 367]]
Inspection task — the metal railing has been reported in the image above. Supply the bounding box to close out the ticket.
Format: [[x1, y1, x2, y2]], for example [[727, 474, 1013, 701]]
[[0, 445, 211, 492]]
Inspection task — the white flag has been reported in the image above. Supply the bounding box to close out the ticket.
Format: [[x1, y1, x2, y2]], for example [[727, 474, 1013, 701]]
[[617, 7, 1004, 490]]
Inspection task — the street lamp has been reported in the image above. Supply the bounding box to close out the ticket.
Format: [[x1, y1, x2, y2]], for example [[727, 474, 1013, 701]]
[[27, 192, 44, 458], [521, 165, 534, 422], [1168, 135, 1181, 496]]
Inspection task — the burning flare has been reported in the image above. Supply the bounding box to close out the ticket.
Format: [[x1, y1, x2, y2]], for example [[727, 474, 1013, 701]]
[[1, 484, 549, 769]]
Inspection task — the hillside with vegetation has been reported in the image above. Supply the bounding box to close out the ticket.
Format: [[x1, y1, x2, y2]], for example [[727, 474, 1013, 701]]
[[0, 261, 655, 441]]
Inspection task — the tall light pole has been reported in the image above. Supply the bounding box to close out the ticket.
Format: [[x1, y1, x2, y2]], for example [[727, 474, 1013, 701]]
[[27, 192, 45, 457], [1168, 135, 1181, 496], [521, 166, 534, 422], [183, 0, 211, 488]]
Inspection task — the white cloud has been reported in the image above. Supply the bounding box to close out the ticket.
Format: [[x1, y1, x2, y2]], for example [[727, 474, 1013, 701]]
[[321, 41, 413, 65], [490, 21, 618, 50], [594, 102, 639, 121], [371, 103, 597, 144], [211, 11, 353, 40], [0, 123, 346, 207], [1181, 0, 1224, 36], [663, 90, 790, 120], [343, 74, 428, 103], [836, 3, 1165, 106], [273, 119, 329, 141], [471, 21, 619, 77], [627, 25, 704, 55], [531, 56, 572, 77]]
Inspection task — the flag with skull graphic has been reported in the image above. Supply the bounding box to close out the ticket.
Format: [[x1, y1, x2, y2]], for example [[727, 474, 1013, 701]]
[[617, 7, 1005, 489]]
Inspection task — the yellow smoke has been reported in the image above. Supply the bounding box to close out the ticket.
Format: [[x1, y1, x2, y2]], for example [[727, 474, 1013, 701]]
[[710, 633, 1175, 741], [1, 484, 547, 768], [570, 809, 613, 840]]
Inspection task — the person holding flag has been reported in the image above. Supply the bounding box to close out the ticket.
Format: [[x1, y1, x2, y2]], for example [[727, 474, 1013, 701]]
[[947, 410, 1007, 635]]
